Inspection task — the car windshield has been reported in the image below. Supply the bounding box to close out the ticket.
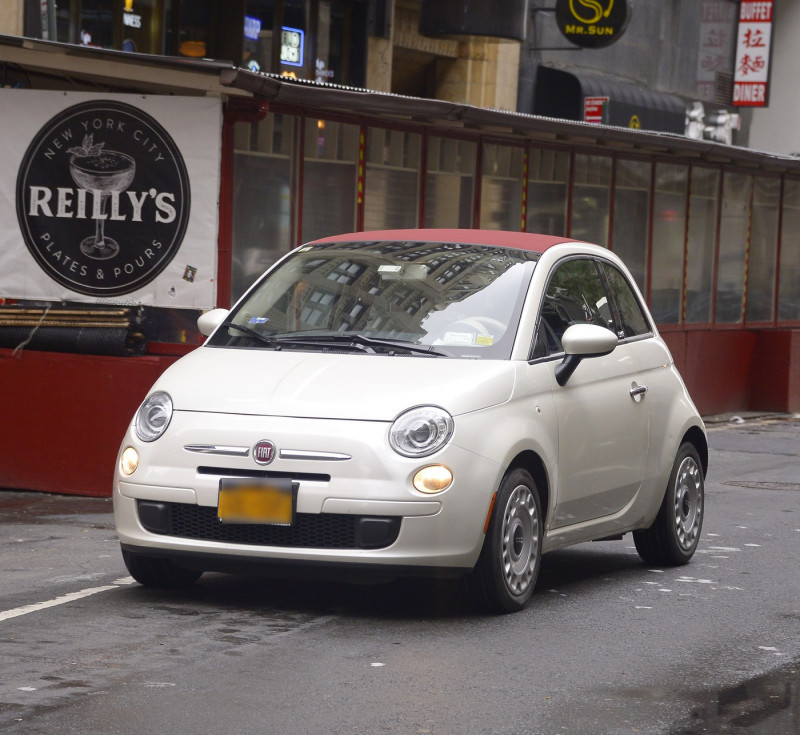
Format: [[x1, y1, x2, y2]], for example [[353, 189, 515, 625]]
[[209, 239, 540, 359]]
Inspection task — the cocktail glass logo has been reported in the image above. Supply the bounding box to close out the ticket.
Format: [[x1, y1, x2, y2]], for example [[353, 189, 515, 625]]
[[16, 100, 191, 297], [67, 134, 136, 260]]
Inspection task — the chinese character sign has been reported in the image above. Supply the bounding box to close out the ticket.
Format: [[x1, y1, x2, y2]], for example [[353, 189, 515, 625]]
[[732, 0, 773, 107], [695, 0, 737, 101]]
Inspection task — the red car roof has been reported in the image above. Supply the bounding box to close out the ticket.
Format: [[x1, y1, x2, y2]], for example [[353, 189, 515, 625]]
[[308, 229, 573, 254]]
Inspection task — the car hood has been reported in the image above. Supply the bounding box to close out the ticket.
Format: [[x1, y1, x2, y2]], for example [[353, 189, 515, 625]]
[[152, 346, 515, 421]]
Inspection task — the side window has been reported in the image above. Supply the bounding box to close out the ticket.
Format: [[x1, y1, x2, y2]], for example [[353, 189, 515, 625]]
[[601, 263, 652, 339], [535, 258, 614, 355]]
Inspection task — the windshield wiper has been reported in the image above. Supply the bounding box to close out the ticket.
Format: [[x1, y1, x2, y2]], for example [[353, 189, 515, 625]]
[[273, 333, 453, 357], [220, 325, 452, 357], [221, 321, 277, 347]]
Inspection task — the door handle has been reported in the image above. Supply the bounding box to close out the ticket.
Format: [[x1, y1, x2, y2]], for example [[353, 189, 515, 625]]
[[630, 383, 648, 402]]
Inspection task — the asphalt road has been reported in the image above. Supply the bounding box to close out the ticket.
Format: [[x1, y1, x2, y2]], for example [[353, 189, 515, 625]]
[[1, 416, 798, 735]]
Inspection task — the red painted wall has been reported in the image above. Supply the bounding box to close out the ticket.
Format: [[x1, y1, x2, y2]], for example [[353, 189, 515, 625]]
[[0, 349, 179, 497], [1, 328, 798, 498], [663, 328, 800, 416]]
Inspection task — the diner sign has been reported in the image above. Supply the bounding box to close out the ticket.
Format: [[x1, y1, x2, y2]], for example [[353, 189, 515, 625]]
[[0, 91, 221, 308], [732, 0, 773, 107]]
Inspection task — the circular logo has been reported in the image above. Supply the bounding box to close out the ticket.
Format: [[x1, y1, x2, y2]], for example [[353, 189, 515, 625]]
[[16, 100, 191, 297], [253, 440, 276, 465], [555, 0, 631, 49]]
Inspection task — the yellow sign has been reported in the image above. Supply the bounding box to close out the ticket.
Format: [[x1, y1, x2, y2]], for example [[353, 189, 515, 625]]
[[629, 115, 641, 129], [568, 0, 614, 24], [555, 0, 629, 49]]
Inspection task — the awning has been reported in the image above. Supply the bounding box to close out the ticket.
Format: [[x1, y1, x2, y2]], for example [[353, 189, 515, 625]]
[[534, 66, 687, 135]]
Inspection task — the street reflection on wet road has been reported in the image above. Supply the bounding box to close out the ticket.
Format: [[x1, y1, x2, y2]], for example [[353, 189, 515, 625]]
[[674, 664, 799, 734]]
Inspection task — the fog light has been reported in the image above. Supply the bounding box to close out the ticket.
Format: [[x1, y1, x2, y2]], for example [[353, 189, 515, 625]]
[[413, 465, 453, 494], [120, 447, 139, 476]]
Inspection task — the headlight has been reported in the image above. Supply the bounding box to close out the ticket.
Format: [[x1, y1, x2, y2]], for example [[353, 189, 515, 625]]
[[135, 391, 173, 442], [120, 447, 139, 476], [413, 465, 453, 494], [389, 406, 454, 458]]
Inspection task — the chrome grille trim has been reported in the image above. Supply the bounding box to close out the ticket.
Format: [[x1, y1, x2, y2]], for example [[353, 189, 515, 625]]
[[184, 444, 250, 457], [279, 449, 351, 462]]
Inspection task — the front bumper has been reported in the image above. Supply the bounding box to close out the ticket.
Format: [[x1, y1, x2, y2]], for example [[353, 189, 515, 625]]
[[113, 410, 502, 571]]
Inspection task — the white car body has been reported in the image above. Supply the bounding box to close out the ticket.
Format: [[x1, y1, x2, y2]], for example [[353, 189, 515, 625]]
[[114, 230, 707, 612]]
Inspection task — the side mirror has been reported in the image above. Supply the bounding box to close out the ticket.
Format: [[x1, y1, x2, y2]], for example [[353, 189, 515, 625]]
[[197, 308, 230, 337], [555, 324, 617, 386]]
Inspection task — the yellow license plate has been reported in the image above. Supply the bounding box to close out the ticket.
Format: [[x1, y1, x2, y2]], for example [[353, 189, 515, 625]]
[[217, 479, 295, 525]]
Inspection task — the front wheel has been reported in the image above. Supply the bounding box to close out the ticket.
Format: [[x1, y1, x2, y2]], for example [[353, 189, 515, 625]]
[[633, 442, 704, 566], [122, 549, 203, 588], [467, 468, 543, 614]]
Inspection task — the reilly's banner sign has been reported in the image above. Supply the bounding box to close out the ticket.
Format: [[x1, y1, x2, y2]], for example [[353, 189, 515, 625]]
[[1, 91, 221, 308], [555, 0, 631, 49]]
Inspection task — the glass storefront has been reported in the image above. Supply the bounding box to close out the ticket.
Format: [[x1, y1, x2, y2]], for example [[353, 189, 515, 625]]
[[301, 118, 359, 243], [424, 137, 476, 229], [717, 172, 752, 324], [612, 159, 651, 292], [685, 167, 719, 325], [746, 176, 780, 324], [778, 179, 800, 323], [480, 143, 524, 231], [527, 149, 569, 237], [571, 154, 611, 247], [364, 128, 421, 230], [232, 113, 297, 301], [650, 163, 689, 325], [226, 119, 800, 331]]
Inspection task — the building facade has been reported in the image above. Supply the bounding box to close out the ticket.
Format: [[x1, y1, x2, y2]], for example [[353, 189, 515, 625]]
[[0, 3, 798, 496]]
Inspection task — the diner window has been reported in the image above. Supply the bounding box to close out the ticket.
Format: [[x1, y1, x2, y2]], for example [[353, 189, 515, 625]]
[[480, 143, 524, 231], [301, 118, 359, 243], [650, 163, 688, 325], [424, 137, 476, 228], [685, 167, 719, 324], [778, 179, 800, 323], [746, 177, 780, 323], [242, 0, 278, 74], [365, 128, 421, 230], [231, 113, 296, 301], [612, 159, 651, 292], [176, 0, 214, 59], [716, 172, 752, 324], [527, 149, 569, 236], [118, 0, 161, 54], [571, 154, 611, 247]]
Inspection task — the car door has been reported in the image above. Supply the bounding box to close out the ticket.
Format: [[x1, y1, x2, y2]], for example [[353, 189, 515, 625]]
[[535, 257, 651, 529]]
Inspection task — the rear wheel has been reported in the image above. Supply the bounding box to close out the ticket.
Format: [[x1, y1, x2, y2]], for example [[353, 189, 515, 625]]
[[633, 442, 704, 566], [467, 468, 542, 613], [122, 549, 203, 588]]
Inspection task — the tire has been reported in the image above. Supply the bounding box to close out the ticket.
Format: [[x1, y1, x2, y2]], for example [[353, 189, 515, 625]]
[[467, 468, 543, 614], [122, 549, 203, 588], [633, 442, 704, 566]]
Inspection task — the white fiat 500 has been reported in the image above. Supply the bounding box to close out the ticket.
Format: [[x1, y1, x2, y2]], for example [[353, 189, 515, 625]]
[[114, 229, 707, 613]]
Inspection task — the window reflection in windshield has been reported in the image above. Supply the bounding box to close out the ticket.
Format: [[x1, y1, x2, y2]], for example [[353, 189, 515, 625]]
[[215, 240, 540, 359]]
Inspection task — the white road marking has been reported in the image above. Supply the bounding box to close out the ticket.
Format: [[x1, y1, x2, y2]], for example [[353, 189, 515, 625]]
[[0, 576, 134, 623]]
